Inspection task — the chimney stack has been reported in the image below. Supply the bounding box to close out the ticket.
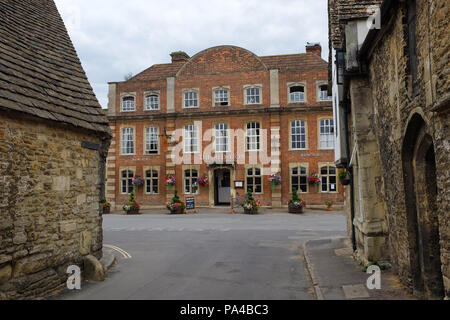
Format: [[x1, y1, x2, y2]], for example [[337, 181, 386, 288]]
[[306, 42, 322, 57], [170, 51, 190, 63]]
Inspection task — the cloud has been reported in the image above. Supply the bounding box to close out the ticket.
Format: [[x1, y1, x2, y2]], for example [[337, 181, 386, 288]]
[[54, 0, 329, 109]]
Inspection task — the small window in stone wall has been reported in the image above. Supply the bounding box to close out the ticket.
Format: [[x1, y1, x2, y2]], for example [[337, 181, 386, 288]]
[[121, 170, 134, 194], [320, 166, 337, 193], [121, 127, 134, 155], [318, 84, 331, 101], [320, 119, 335, 149], [214, 89, 229, 106], [145, 94, 159, 110], [122, 96, 135, 112], [184, 91, 198, 108], [246, 87, 261, 104], [184, 169, 199, 194], [289, 85, 305, 102], [246, 167, 262, 194]]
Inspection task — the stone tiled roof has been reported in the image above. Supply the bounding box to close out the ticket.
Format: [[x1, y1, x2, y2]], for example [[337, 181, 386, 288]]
[[128, 52, 327, 82], [0, 0, 110, 135]]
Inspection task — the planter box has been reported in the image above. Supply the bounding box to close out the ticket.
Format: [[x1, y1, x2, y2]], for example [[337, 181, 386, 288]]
[[103, 206, 110, 214], [340, 178, 351, 186], [288, 206, 304, 214], [244, 208, 259, 215], [126, 208, 140, 215], [170, 207, 185, 215]]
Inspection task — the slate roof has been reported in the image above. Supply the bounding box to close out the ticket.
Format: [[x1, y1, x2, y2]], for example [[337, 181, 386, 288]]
[[128, 52, 327, 82], [0, 0, 110, 135]]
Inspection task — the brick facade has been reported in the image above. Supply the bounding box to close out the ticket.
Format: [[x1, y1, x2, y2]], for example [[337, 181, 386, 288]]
[[107, 45, 344, 210]]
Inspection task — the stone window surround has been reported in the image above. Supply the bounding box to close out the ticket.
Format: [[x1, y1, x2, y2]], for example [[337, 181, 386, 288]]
[[287, 82, 307, 104], [212, 86, 231, 107], [288, 117, 308, 151], [119, 124, 136, 156], [144, 125, 160, 155], [144, 90, 161, 111], [120, 92, 137, 112], [182, 88, 200, 109], [316, 80, 332, 102], [289, 162, 310, 194], [143, 165, 160, 195], [318, 162, 338, 193], [317, 116, 335, 150], [120, 166, 136, 194], [243, 84, 263, 106], [244, 164, 264, 195], [182, 164, 200, 195]]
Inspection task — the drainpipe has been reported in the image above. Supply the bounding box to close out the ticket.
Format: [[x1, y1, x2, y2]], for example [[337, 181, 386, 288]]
[[343, 100, 357, 251]]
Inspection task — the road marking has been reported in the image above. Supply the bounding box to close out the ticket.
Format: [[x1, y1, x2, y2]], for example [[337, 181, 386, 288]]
[[104, 244, 132, 259]]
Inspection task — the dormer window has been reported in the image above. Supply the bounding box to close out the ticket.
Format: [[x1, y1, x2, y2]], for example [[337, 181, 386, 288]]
[[214, 89, 229, 106], [122, 96, 135, 112], [318, 84, 332, 101], [289, 85, 305, 103], [145, 93, 159, 110]]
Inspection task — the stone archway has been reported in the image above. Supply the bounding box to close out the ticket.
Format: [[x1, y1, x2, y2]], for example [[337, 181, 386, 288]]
[[401, 113, 444, 299]]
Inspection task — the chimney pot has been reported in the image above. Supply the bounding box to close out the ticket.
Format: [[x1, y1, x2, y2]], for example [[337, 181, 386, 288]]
[[306, 42, 322, 57], [170, 51, 190, 63]]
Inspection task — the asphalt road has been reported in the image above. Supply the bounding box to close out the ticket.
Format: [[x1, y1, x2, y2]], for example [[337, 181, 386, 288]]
[[56, 211, 346, 300]]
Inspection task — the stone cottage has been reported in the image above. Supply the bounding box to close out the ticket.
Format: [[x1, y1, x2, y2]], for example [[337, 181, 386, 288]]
[[0, 0, 111, 299], [328, 0, 449, 299]]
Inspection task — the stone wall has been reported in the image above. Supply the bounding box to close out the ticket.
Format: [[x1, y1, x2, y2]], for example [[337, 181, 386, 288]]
[[0, 113, 105, 299], [367, 0, 449, 297]]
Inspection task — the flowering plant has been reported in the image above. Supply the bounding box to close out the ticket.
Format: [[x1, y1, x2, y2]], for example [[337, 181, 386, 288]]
[[164, 175, 176, 186], [242, 190, 261, 211], [268, 173, 282, 191], [102, 200, 111, 208], [132, 175, 145, 188], [307, 173, 321, 185], [289, 188, 306, 208], [166, 190, 185, 213], [123, 192, 140, 212], [197, 175, 209, 187]]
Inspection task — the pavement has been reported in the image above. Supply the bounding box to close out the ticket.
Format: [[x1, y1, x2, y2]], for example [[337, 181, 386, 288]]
[[54, 209, 414, 300]]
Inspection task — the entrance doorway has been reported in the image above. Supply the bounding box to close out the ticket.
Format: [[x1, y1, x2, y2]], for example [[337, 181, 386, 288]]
[[214, 169, 231, 206], [402, 114, 444, 299]]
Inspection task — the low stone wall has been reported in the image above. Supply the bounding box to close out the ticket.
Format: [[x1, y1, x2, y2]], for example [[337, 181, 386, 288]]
[[0, 114, 105, 299]]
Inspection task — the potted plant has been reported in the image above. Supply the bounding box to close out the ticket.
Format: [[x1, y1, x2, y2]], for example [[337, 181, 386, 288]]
[[123, 192, 140, 215], [242, 189, 261, 215], [132, 175, 145, 188], [338, 169, 351, 185], [166, 190, 186, 214], [102, 200, 111, 214], [325, 201, 334, 211], [268, 173, 282, 192], [288, 188, 306, 214], [165, 175, 176, 188], [197, 175, 209, 187]]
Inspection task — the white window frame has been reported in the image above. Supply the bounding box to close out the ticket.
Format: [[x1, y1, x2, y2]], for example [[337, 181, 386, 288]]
[[213, 88, 230, 107], [317, 82, 332, 101], [288, 83, 306, 103], [320, 165, 338, 193], [184, 168, 199, 195], [121, 169, 134, 194], [214, 123, 229, 153], [145, 168, 159, 194], [291, 120, 307, 150], [246, 122, 261, 151], [121, 127, 135, 155], [246, 166, 263, 194], [184, 124, 199, 153], [183, 89, 199, 109], [121, 96, 135, 112], [145, 127, 159, 155], [144, 92, 160, 110], [319, 119, 335, 150], [244, 85, 262, 105]]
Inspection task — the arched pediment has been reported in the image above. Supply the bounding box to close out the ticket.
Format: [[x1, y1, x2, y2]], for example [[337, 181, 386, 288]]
[[176, 46, 268, 77]]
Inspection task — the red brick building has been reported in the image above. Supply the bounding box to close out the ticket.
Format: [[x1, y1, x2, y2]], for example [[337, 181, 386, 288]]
[[106, 44, 344, 210]]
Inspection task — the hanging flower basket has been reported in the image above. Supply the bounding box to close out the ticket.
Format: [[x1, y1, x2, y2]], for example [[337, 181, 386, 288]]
[[132, 175, 145, 188], [268, 174, 282, 191], [164, 175, 176, 188], [338, 169, 351, 185], [197, 175, 209, 187], [307, 173, 321, 185]]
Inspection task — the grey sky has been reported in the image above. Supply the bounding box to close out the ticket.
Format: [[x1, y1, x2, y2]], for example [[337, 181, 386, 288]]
[[54, 0, 329, 109]]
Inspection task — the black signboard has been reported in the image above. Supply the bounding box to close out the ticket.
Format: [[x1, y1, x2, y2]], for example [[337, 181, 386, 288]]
[[185, 197, 195, 210]]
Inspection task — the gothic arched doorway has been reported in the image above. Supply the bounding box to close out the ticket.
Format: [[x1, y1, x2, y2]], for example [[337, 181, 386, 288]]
[[401, 114, 444, 299]]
